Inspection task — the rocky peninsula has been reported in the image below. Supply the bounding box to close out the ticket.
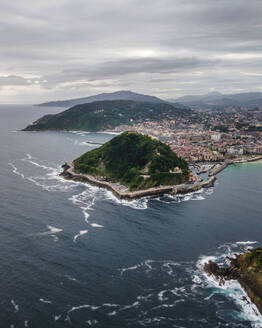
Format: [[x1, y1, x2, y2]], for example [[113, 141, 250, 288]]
[[60, 161, 216, 200], [60, 132, 217, 200], [59, 129, 262, 200], [204, 248, 262, 315]]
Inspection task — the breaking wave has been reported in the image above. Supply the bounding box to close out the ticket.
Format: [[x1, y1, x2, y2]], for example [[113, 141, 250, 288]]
[[73, 230, 88, 243], [10, 153, 216, 239]]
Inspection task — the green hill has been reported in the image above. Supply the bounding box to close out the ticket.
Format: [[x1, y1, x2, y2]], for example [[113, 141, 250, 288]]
[[23, 100, 191, 132], [73, 132, 189, 191], [241, 248, 262, 286]]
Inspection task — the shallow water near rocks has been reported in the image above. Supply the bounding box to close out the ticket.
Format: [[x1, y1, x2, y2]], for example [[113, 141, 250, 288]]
[[1, 104, 262, 327]]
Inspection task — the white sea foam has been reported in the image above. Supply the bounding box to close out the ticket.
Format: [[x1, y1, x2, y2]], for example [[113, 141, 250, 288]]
[[158, 290, 169, 302], [37, 225, 63, 242], [205, 187, 214, 195], [100, 131, 119, 135], [86, 319, 98, 325], [9, 163, 25, 179], [11, 154, 78, 192], [70, 184, 148, 228], [47, 225, 62, 234], [66, 304, 100, 322], [65, 274, 77, 281], [192, 274, 202, 284], [11, 300, 19, 312], [40, 225, 63, 235], [74, 140, 101, 147], [235, 241, 258, 245], [69, 130, 91, 135], [156, 189, 207, 204], [119, 263, 142, 275], [103, 189, 149, 210], [162, 261, 181, 276], [73, 230, 88, 243], [39, 298, 52, 304], [120, 259, 180, 277], [121, 301, 140, 311], [192, 195, 205, 200], [69, 188, 97, 224], [51, 235, 59, 242], [21, 154, 81, 192], [68, 304, 91, 313], [54, 315, 61, 321], [74, 140, 87, 146], [181, 191, 206, 202], [14, 153, 216, 231], [90, 223, 103, 228]]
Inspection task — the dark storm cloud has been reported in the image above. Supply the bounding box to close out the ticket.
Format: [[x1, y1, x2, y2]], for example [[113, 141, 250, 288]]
[[0, 0, 262, 102]]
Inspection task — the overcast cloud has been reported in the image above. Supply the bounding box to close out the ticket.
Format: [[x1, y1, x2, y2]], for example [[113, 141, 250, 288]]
[[0, 0, 262, 103]]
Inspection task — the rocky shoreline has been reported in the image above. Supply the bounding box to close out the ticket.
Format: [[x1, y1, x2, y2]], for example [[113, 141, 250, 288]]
[[206, 155, 262, 176], [59, 162, 216, 200], [60, 155, 262, 201], [204, 252, 262, 315]]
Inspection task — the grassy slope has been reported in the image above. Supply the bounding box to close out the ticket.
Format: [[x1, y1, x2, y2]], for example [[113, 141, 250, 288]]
[[241, 248, 262, 288], [74, 132, 189, 191]]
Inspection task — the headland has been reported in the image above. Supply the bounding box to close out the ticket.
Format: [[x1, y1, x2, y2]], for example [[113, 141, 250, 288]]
[[60, 162, 216, 200], [204, 248, 262, 315]]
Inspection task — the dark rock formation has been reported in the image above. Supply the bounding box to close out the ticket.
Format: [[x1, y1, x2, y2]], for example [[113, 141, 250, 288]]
[[204, 249, 262, 314]]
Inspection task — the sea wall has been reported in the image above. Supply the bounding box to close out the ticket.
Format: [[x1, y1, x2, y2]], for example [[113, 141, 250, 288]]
[[209, 160, 232, 176], [208, 156, 262, 177], [60, 162, 216, 200]]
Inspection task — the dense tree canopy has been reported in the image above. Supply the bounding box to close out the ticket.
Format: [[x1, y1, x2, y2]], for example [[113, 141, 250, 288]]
[[74, 132, 189, 191]]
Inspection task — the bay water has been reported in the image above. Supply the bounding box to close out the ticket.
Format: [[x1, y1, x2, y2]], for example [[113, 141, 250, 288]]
[[1, 105, 262, 327]]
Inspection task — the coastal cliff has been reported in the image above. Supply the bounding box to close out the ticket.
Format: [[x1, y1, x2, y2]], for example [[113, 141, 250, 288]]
[[204, 248, 262, 314]]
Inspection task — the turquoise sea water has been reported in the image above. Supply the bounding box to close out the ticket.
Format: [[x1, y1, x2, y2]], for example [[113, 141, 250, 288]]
[[0, 104, 262, 327]]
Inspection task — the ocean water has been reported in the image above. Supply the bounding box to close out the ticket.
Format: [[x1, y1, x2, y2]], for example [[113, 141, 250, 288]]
[[1, 104, 262, 328]]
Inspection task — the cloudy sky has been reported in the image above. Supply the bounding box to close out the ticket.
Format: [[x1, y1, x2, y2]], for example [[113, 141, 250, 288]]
[[1, 0, 262, 103]]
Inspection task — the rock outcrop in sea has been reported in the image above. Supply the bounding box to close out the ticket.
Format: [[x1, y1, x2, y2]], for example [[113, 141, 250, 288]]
[[204, 248, 262, 314]]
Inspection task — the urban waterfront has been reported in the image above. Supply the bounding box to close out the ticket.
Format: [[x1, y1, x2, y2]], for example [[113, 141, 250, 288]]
[[1, 105, 262, 327]]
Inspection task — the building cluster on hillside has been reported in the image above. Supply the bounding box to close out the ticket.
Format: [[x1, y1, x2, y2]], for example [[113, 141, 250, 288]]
[[114, 107, 262, 163]]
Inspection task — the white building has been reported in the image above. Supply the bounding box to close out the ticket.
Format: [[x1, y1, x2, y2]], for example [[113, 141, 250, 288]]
[[211, 133, 221, 141]]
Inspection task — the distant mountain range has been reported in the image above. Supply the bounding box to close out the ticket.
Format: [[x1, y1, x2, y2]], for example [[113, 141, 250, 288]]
[[24, 100, 191, 132], [169, 91, 262, 110], [38, 90, 165, 107]]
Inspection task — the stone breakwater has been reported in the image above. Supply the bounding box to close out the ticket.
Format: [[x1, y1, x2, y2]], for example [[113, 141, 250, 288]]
[[208, 156, 262, 176], [59, 156, 262, 200], [60, 162, 216, 200]]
